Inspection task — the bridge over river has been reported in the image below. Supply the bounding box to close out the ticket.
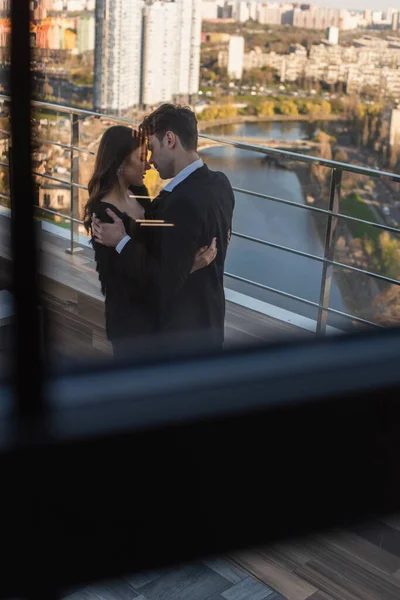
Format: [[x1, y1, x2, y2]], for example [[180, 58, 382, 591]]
[[198, 136, 320, 153]]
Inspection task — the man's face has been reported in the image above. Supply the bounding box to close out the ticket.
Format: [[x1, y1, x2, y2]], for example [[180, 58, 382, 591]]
[[147, 133, 174, 180]]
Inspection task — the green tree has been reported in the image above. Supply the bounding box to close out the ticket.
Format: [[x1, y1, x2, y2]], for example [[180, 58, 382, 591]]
[[378, 231, 400, 280], [275, 100, 298, 116], [257, 100, 275, 117], [198, 106, 219, 121], [334, 149, 349, 163], [319, 100, 332, 117], [330, 98, 345, 114], [311, 131, 332, 196]]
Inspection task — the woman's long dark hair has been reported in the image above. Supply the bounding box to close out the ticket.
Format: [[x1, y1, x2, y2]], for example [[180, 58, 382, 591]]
[[83, 125, 145, 232]]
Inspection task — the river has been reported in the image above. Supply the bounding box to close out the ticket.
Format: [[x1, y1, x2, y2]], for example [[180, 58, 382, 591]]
[[199, 121, 347, 331]]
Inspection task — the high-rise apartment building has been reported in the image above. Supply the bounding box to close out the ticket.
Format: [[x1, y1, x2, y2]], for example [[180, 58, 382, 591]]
[[175, 0, 192, 98], [141, 1, 179, 106], [293, 6, 340, 29], [202, 0, 218, 20], [227, 35, 244, 79], [66, 0, 85, 11], [235, 1, 249, 23], [94, 0, 202, 111], [389, 108, 400, 147], [94, 0, 142, 114], [188, 0, 202, 96], [141, 0, 201, 105], [77, 15, 95, 53]]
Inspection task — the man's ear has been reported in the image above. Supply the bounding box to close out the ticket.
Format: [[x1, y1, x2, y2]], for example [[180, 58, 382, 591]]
[[165, 130, 177, 149]]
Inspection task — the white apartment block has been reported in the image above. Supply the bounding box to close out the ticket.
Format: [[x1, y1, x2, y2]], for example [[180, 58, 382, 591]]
[[248, 2, 258, 21], [142, 1, 179, 107], [326, 26, 339, 45], [189, 0, 202, 96], [141, 0, 201, 105], [340, 10, 360, 31], [202, 0, 218, 20], [239, 34, 400, 96], [175, 0, 193, 98], [228, 35, 244, 79], [234, 1, 250, 23], [77, 16, 95, 53], [66, 0, 85, 11], [94, 0, 142, 114], [293, 6, 340, 29], [389, 108, 400, 147]]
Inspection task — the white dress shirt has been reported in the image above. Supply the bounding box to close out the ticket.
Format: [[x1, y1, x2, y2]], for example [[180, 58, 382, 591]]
[[115, 158, 204, 254]]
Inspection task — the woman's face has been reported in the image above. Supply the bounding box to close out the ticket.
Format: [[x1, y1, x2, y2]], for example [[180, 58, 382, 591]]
[[122, 146, 150, 187]]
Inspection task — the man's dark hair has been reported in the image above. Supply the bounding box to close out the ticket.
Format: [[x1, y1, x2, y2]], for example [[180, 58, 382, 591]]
[[140, 104, 198, 151]]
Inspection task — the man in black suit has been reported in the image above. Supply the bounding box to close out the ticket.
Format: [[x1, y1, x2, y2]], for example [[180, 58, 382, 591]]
[[92, 104, 235, 351]]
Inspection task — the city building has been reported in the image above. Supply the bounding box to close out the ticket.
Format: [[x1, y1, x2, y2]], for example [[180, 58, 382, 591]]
[[239, 34, 400, 95], [188, 0, 202, 97], [77, 15, 95, 53], [248, 1, 258, 21], [234, 1, 250, 23], [202, 0, 218, 20], [175, 0, 193, 100], [340, 10, 360, 31], [254, 2, 294, 26], [293, 6, 350, 30], [258, 3, 283, 26], [141, 0, 201, 106], [389, 107, 400, 147], [66, 0, 85, 11], [326, 26, 339, 45], [141, 0, 179, 107], [39, 182, 70, 212], [93, 0, 142, 114], [227, 35, 244, 79], [372, 11, 383, 25], [52, 0, 64, 11], [364, 9, 372, 25]]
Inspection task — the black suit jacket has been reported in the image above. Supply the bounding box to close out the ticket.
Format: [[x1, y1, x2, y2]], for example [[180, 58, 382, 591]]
[[116, 164, 235, 349]]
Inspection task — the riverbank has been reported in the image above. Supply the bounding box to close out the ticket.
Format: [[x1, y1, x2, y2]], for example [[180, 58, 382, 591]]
[[198, 113, 345, 132], [294, 163, 381, 330]]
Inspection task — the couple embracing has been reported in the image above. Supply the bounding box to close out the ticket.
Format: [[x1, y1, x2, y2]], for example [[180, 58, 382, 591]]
[[84, 104, 235, 358]]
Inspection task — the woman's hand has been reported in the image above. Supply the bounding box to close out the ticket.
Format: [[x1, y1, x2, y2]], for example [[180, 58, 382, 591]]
[[191, 237, 217, 274]]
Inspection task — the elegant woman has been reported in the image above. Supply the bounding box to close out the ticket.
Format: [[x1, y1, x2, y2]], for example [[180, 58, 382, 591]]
[[84, 125, 215, 356]]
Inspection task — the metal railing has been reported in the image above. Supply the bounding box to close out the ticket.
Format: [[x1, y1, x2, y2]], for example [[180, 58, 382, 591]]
[[1, 94, 400, 335]]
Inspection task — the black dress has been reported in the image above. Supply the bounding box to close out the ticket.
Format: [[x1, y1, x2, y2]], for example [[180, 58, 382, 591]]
[[91, 188, 156, 356]]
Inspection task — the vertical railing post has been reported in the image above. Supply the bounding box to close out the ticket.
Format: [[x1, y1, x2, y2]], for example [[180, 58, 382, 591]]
[[316, 168, 342, 335], [66, 112, 81, 254]]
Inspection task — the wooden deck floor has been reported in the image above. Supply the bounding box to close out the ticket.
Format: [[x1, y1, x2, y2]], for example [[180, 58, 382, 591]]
[[59, 518, 400, 600], [60, 518, 400, 600], [0, 215, 310, 361], [231, 518, 400, 600]]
